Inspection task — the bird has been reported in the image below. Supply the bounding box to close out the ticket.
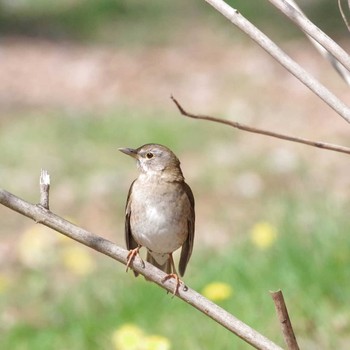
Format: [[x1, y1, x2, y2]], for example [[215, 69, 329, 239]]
[[119, 143, 195, 294]]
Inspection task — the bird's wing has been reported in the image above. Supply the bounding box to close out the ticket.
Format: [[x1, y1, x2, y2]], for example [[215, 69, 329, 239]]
[[125, 180, 138, 251], [179, 182, 195, 277]]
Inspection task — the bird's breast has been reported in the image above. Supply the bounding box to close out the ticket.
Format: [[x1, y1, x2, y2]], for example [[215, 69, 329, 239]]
[[129, 179, 190, 253]]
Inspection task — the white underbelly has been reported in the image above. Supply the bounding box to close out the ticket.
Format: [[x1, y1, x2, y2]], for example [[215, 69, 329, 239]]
[[131, 203, 188, 253]]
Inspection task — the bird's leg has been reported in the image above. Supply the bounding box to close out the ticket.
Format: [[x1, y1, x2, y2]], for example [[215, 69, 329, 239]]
[[126, 246, 144, 272], [161, 254, 183, 296]]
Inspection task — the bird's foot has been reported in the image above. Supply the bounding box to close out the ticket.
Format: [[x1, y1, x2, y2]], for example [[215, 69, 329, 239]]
[[162, 273, 184, 296], [126, 246, 144, 272]]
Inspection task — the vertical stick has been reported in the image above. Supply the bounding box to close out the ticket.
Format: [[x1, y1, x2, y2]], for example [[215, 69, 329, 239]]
[[39, 169, 50, 210], [270, 290, 300, 350]]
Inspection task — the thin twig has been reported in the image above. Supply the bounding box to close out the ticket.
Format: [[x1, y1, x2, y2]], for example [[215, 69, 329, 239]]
[[0, 188, 283, 350], [171, 95, 350, 156], [39, 169, 50, 209], [204, 0, 350, 123], [271, 290, 300, 350], [338, 0, 350, 32]]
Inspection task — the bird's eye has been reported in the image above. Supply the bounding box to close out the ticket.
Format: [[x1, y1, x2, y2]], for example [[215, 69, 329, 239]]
[[146, 152, 154, 159]]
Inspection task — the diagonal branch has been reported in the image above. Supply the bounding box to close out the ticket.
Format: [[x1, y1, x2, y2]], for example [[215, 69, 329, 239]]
[[0, 188, 283, 350], [171, 95, 350, 156], [204, 0, 350, 123]]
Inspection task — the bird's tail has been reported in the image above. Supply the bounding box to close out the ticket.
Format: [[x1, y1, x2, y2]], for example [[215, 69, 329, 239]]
[[146, 251, 171, 274]]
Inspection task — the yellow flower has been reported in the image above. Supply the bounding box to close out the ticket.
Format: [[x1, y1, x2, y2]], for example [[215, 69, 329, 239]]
[[17, 225, 57, 268], [143, 335, 171, 350], [250, 221, 278, 250], [111, 325, 172, 350], [60, 245, 95, 276], [202, 282, 233, 302], [112, 324, 144, 350]]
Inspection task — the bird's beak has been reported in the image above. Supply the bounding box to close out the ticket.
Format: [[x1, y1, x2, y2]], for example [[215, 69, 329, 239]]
[[118, 147, 138, 158]]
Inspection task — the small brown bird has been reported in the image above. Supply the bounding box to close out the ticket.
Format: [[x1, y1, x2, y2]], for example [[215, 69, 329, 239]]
[[119, 143, 195, 294]]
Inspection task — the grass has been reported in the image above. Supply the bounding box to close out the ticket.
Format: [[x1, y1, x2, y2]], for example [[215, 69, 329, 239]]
[[1, 107, 350, 349], [1, 195, 350, 349], [0, 107, 235, 178]]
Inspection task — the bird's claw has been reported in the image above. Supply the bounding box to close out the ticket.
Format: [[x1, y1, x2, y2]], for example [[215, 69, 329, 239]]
[[126, 247, 144, 272], [162, 273, 183, 296]]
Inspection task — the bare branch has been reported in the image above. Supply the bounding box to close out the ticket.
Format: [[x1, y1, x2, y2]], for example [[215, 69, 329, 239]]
[[39, 169, 50, 209], [271, 290, 300, 350], [204, 0, 350, 123], [171, 96, 350, 156], [0, 188, 283, 350]]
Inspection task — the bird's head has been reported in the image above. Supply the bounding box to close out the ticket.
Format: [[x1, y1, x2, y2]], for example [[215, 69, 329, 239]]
[[119, 143, 183, 179]]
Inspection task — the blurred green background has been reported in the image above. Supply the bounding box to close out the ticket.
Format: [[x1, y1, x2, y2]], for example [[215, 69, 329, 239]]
[[1, 0, 350, 349]]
